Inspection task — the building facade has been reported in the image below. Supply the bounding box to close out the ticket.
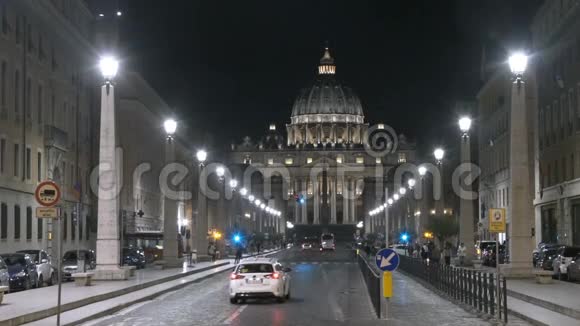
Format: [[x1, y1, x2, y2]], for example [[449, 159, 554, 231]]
[[0, 0, 97, 255], [531, 0, 580, 246], [227, 49, 417, 239]]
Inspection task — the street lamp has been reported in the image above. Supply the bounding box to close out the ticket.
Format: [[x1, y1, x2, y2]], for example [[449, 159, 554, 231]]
[[163, 119, 177, 139], [248, 195, 255, 202], [216, 166, 225, 179], [418, 165, 427, 178], [458, 116, 472, 136], [408, 178, 416, 189], [229, 179, 238, 190], [393, 194, 400, 201], [254, 199, 261, 206], [508, 52, 528, 78], [399, 187, 406, 195], [99, 56, 119, 81], [196, 150, 207, 165], [240, 188, 248, 196], [433, 148, 444, 164], [387, 198, 394, 205]]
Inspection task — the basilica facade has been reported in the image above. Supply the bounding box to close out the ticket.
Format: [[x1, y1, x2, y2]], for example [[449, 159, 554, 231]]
[[227, 48, 416, 233]]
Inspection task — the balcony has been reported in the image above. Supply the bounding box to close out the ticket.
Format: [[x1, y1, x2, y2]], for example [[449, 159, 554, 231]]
[[44, 125, 68, 151]]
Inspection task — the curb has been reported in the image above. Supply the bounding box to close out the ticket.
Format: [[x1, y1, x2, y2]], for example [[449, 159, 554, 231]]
[[506, 288, 580, 320], [19, 249, 284, 326]]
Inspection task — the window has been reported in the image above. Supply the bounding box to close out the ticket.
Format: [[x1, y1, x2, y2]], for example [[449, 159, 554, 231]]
[[63, 213, 67, 240], [336, 156, 343, 164], [25, 77, 30, 119], [25, 147, 31, 180], [306, 157, 313, 164], [14, 70, 19, 118], [0, 61, 5, 108], [376, 157, 381, 164], [0, 203, 6, 239], [269, 124, 276, 131], [356, 157, 364, 164], [337, 181, 343, 195], [37, 152, 41, 182], [13, 143, 19, 177], [377, 123, 385, 129], [267, 158, 274, 165], [0, 138, 4, 174], [26, 206, 31, 240], [37, 84, 42, 124], [14, 205, 20, 239], [398, 153, 407, 163], [37, 214, 43, 240], [284, 158, 293, 165]]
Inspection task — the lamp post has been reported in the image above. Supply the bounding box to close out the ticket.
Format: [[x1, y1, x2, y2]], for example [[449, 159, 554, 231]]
[[407, 178, 417, 237], [458, 116, 476, 264], [504, 52, 533, 277], [418, 165, 428, 238], [162, 119, 181, 267], [433, 148, 445, 216], [195, 150, 207, 260], [94, 56, 126, 279]]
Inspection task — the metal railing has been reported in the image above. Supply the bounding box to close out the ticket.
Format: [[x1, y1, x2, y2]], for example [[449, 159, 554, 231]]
[[356, 253, 381, 318], [399, 256, 508, 323]]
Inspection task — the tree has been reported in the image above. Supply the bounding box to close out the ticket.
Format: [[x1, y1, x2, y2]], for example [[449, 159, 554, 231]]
[[427, 215, 459, 249]]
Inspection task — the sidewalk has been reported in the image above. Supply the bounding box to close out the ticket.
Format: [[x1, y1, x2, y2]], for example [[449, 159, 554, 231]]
[[0, 248, 281, 326]]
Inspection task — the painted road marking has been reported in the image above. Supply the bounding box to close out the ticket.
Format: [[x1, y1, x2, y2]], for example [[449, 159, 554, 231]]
[[223, 304, 248, 324]]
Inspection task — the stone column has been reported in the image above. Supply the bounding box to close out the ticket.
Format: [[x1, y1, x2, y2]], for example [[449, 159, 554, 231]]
[[331, 177, 337, 224], [350, 179, 356, 224], [313, 177, 320, 224], [294, 178, 300, 223], [162, 139, 181, 267], [343, 177, 349, 223], [504, 78, 534, 277], [459, 132, 476, 262], [95, 83, 125, 279], [301, 178, 308, 224]]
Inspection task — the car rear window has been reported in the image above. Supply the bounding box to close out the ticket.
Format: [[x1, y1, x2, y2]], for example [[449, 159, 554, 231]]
[[562, 247, 580, 257], [237, 263, 274, 273], [322, 235, 333, 240], [2, 255, 25, 265]]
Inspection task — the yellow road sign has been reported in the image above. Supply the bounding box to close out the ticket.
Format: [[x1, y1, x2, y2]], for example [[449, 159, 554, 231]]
[[489, 208, 506, 233], [36, 207, 61, 218], [383, 271, 393, 298]]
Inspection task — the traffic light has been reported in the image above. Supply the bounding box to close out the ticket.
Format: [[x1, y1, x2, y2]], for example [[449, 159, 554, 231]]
[[400, 233, 409, 242]]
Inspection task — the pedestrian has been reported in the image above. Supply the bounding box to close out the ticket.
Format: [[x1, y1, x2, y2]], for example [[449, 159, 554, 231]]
[[208, 243, 217, 262], [422, 243, 430, 261], [256, 241, 261, 255], [234, 245, 243, 265], [444, 242, 452, 266], [457, 242, 466, 266]]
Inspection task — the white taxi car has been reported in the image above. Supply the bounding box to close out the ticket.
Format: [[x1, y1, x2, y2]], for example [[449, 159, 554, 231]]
[[229, 257, 291, 304]]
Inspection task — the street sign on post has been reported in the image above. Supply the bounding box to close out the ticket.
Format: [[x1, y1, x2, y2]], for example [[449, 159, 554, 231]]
[[35, 181, 61, 207], [375, 248, 400, 272], [489, 208, 506, 233], [36, 207, 61, 218]]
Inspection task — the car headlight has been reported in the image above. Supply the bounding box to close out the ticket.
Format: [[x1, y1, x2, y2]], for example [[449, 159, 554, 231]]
[[16, 271, 26, 277]]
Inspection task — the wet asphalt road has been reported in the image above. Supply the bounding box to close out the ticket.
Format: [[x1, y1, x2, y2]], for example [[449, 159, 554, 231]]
[[84, 245, 381, 326]]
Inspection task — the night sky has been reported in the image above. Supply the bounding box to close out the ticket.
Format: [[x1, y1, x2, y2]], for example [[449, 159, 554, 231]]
[[114, 0, 543, 154]]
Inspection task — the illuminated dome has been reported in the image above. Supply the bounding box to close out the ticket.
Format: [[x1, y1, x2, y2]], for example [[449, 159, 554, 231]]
[[290, 48, 364, 123]]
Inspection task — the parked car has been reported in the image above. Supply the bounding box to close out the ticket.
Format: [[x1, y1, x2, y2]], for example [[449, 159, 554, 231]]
[[533, 243, 559, 268], [17, 249, 56, 287], [122, 248, 146, 269], [1, 253, 38, 290], [475, 240, 496, 260], [553, 246, 580, 278], [566, 254, 580, 282], [539, 246, 561, 271], [389, 244, 409, 256], [62, 250, 96, 281], [0, 256, 9, 289], [482, 244, 506, 267]]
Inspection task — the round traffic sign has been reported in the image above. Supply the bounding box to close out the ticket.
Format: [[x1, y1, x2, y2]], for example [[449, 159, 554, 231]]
[[375, 248, 400, 272], [35, 181, 61, 207]]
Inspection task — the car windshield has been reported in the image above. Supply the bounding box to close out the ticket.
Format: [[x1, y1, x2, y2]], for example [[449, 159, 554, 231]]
[[322, 235, 334, 240], [17, 251, 39, 262], [63, 251, 86, 260], [2, 255, 26, 265], [237, 264, 274, 274]]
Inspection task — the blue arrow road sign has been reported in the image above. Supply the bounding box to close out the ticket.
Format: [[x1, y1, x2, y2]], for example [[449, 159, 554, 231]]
[[375, 248, 400, 272]]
